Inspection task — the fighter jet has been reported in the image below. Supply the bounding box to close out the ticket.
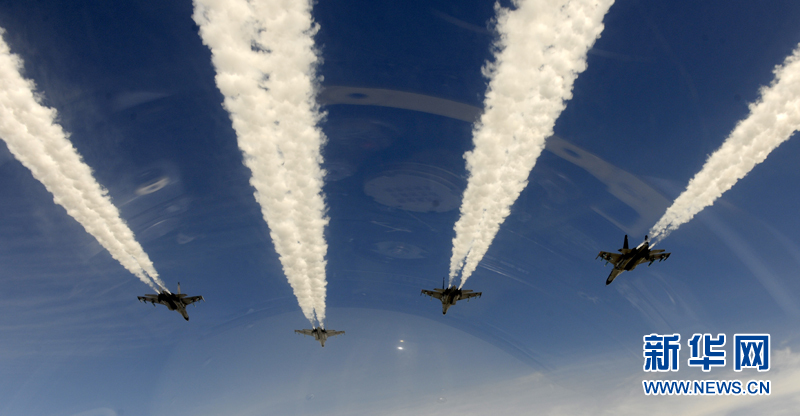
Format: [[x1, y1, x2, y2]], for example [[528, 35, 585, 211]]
[[137, 282, 204, 321], [596, 235, 670, 285], [421, 279, 482, 315], [295, 327, 345, 347]]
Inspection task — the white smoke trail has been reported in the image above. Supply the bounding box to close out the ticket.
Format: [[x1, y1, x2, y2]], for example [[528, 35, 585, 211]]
[[450, 0, 614, 287], [192, 0, 328, 326], [0, 28, 165, 291], [650, 43, 800, 245]]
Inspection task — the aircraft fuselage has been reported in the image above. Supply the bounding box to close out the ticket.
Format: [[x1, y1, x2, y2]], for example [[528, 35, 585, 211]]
[[617, 243, 651, 271], [295, 327, 345, 347], [421, 284, 481, 314], [157, 293, 181, 310], [149, 291, 192, 320], [599, 235, 670, 285], [440, 287, 462, 314], [139, 283, 202, 321], [317, 332, 328, 347]]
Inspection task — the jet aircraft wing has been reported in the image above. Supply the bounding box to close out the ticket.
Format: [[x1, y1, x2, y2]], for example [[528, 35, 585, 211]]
[[421, 289, 444, 299], [327, 330, 345, 337], [629, 251, 671, 267], [647, 251, 670, 263], [182, 295, 204, 305], [295, 329, 314, 336], [137, 295, 159, 305], [597, 251, 621, 264], [459, 291, 481, 300]]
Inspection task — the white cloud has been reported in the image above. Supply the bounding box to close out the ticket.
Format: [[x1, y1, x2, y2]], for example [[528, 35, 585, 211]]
[[0, 28, 164, 291], [192, 0, 328, 325], [650, 43, 800, 245], [450, 0, 615, 287]]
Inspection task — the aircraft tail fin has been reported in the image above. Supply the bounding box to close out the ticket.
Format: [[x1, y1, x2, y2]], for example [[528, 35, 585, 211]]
[[177, 282, 181, 294], [623, 235, 629, 250]]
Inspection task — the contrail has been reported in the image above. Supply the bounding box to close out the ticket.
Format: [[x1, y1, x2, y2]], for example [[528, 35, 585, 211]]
[[0, 28, 165, 291], [192, 0, 328, 326], [450, 0, 615, 287], [650, 43, 800, 245]]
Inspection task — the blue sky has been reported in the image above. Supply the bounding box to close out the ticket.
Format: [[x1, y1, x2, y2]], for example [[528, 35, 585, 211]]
[[2, 0, 800, 414]]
